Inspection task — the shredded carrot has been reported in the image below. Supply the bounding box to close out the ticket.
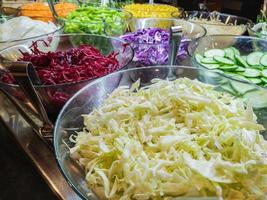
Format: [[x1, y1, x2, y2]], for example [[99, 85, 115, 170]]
[[20, 2, 77, 22]]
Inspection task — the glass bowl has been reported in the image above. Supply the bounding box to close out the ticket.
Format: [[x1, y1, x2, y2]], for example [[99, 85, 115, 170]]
[[54, 65, 267, 200], [247, 22, 267, 39], [123, 3, 183, 18], [61, 6, 132, 37], [0, 34, 134, 122], [0, 19, 63, 50], [188, 35, 267, 122], [122, 18, 206, 67], [173, 11, 252, 36]]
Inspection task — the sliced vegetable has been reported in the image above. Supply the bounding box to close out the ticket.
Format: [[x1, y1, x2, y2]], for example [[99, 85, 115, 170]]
[[248, 78, 262, 84], [235, 54, 249, 68], [260, 54, 267, 67], [214, 56, 235, 65], [204, 49, 225, 58], [202, 63, 220, 69], [247, 51, 264, 66], [244, 90, 267, 109], [218, 65, 238, 71], [201, 57, 217, 64], [262, 69, 267, 78], [224, 48, 235, 60], [242, 68, 261, 78]]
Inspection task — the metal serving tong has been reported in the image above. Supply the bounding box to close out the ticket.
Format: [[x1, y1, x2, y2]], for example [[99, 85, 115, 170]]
[[168, 26, 183, 66], [0, 57, 53, 145]]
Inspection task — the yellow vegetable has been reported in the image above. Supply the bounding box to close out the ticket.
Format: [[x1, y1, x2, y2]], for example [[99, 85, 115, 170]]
[[124, 3, 182, 18]]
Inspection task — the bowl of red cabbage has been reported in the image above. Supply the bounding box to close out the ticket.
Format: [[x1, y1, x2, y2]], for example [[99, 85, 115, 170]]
[[0, 34, 134, 121], [121, 18, 206, 67]]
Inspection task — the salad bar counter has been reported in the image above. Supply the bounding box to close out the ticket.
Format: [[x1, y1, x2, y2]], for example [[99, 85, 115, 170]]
[[2, 1, 267, 200]]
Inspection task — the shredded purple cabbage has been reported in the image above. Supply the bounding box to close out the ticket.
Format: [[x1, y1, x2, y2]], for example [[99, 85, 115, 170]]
[[121, 28, 189, 66]]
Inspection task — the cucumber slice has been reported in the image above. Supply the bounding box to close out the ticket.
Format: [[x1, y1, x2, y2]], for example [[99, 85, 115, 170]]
[[195, 54, 203, 63], [219, 65, 238, 71], [260, 54, 267, 67], [234, 54, 249, 68], [242, 56, 247, 61], [219, 83, 238, 96], [236, 66, 246, 72], [231, 47, 240, 55], [204, 49, 225, 58], [224, 48, 235, 60], [262, 69, 267, 78], [231, 81, 257, 95], [202, 63, 220, 69], [213, 56, 235, 65], [244, 90, 267, 109], [248, 78, 262, 84], [242, 68, 261, 78], [261, 77, 267, 83], [201, 57, 218, 64], [247, 52, 264, 66]]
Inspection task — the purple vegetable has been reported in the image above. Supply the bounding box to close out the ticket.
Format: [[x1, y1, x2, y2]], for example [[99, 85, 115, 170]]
[[121, 28, 189, 66]]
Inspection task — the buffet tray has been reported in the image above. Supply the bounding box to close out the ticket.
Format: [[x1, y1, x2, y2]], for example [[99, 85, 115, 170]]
[[0, 92, 81, 200]]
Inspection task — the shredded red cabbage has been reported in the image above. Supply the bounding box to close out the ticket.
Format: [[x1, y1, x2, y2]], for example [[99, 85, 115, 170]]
[[1, 41, 120, 85], [121, 28, 189, 66]]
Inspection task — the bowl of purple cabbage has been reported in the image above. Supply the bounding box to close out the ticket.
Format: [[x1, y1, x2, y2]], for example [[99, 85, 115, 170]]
[[121, 18, 206, 67], [0, 34, 134, 121]]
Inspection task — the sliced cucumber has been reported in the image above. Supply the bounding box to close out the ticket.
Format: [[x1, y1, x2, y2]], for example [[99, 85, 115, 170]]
[[248, 78, 262, 84], [261, 77, 267, 83], [247, 51, 264, 66], [244, 90, 267, 109], [231, 47, 240, 55], [261, 69, 267, 78], [202, 63, 220, 69], [195, 54, 204, 63], [204, 49, 225, 58], [219, 83, 237, 96], [213, 56, 235, 65], [219, 65, 238, 71], [231, 81, 257, 95], [201, 57, 218, 64], [236, 66, 246, 72], [260, 54, 267, 67], [234, 54, 249, 68], [224, 48, 235, 60], [242, 68, 261, 78]]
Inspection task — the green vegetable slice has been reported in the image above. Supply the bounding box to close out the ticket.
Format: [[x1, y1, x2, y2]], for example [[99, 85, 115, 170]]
[[244, 90, 267, 109], [195, 54, 203, 63], [242, 68, 261, 78], [230, 47, 240, 55], [224, 48, 235, 60], [248, 78, 262, 84], [236, 66, 246, 72], [260, 54, 267, 67], [261, 77, 267, 83], [247, 52, 264, 66], [204, 49, 225, 58], [213, 56, 235, 65], [202, 64, 220, 69], [218, 65, 238, 71], [201, 57, 218, 64], [262, 69, 267, 78], [234, 54, 249, 68]]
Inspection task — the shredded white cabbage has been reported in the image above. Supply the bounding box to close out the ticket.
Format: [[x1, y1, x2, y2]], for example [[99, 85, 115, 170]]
[[71, 78, 267, 200]]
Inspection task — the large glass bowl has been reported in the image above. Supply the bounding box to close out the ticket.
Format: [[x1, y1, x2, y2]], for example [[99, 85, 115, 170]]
[[188, 35, 267, 126], [0, 19, 63, 50], [54, 65, 267, 200], [0, 34, 134, 122], [173, 11, 252, 36], [122, 18, 206, 67]]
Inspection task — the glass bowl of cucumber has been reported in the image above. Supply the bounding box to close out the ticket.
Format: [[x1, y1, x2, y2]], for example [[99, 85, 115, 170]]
[[188, 35, 267, 126]]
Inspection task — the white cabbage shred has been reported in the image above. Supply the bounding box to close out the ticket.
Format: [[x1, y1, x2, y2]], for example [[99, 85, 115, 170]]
[[70, 78, 267, 200]]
